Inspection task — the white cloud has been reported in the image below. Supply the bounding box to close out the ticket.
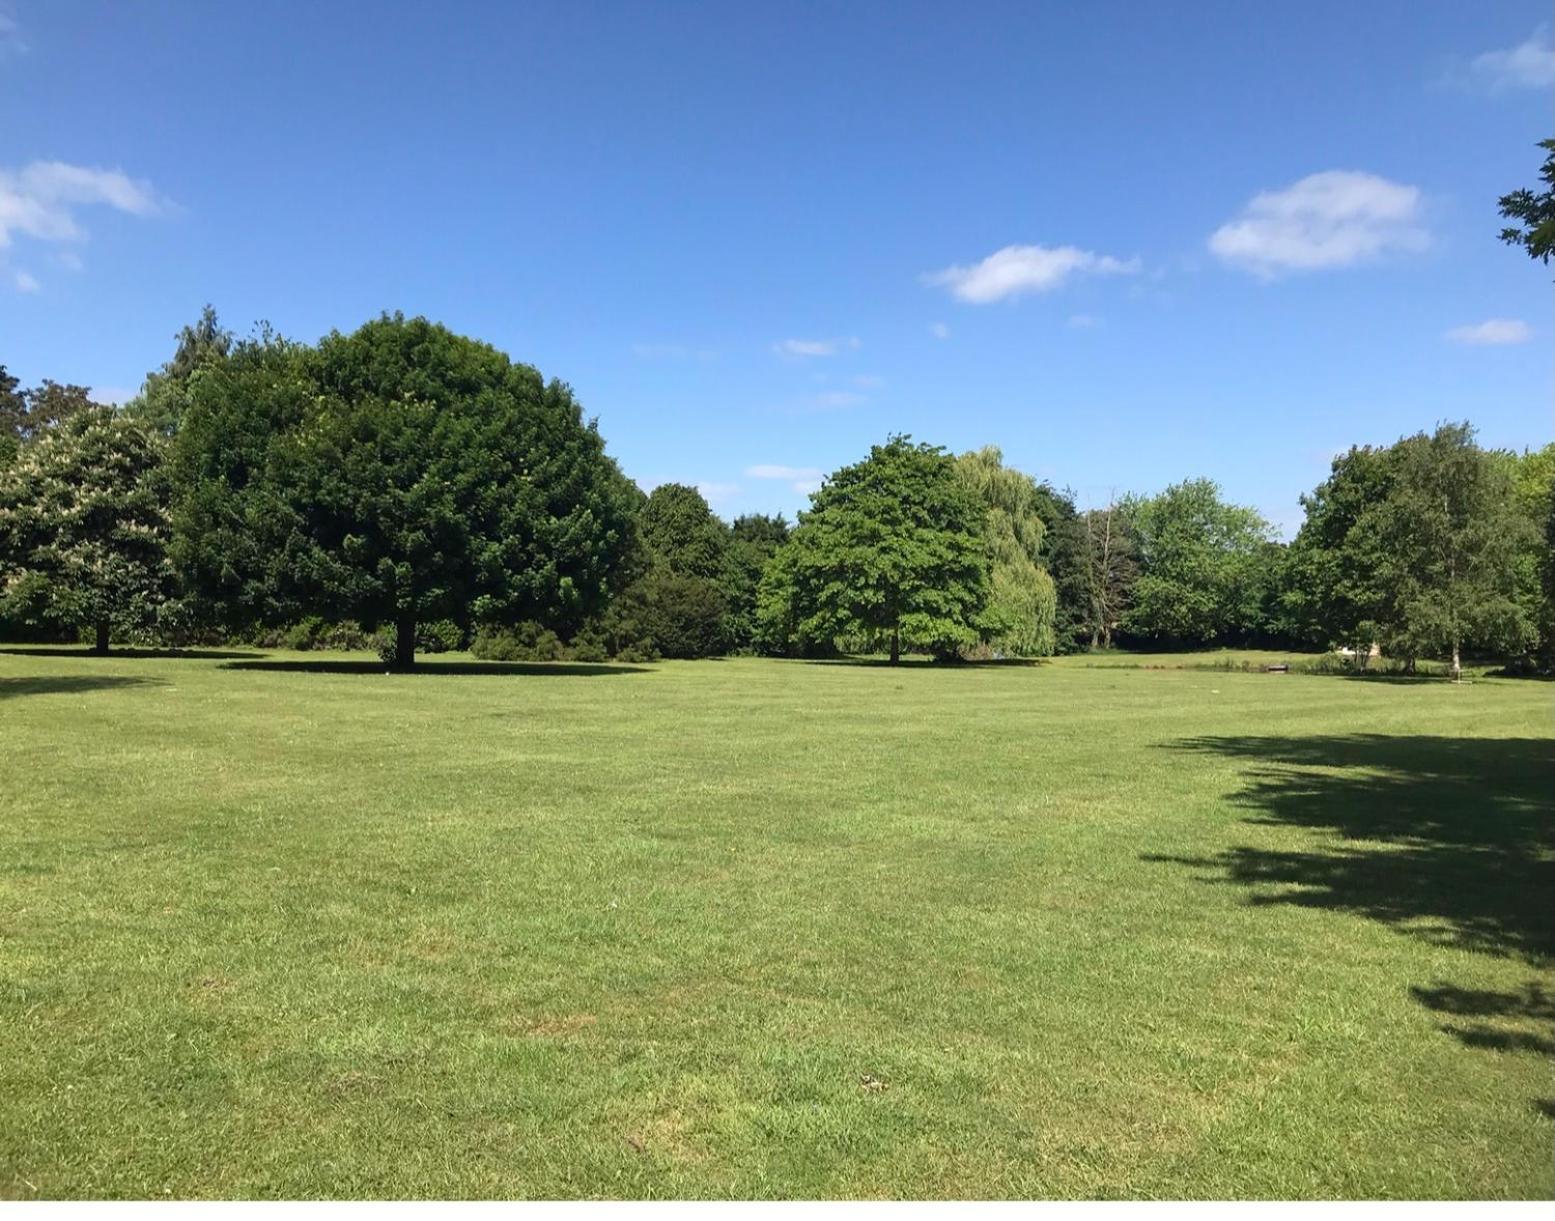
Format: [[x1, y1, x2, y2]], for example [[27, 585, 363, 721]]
[[1209, 170, 1426, 275], [13, 268, 38, 292], [1465, 29, 1555, 91], [772, 336, 861, 358], [1444, 318, 1531, 345], [695, 481, 740, 505], [89, 385, 138, 405], [929, 322, 950, 340], [0, 161, 168, 256], [852, 374, 884, 389], [925, 244, 1139, 303], [1067, 313, 1100, 328]]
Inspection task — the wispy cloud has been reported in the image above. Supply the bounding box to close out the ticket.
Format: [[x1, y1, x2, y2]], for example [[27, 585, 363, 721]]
[[773, 336, 861, 358], [696, 481, 741, 505], [0, 9, 25, 58], [0, 161, 170, 288], [630, 342, 716, 361], [929, 322, 950, 340], [12, 268, 38, 293], [1445, 318, 1531, 345], [924, 244, 1139, 304], [1067, 313, 1101, 328], [1209, 170, 1426, 276], [852, 374, 884, 389], [746, 463, 824, 495], [1459, 28, 1555, 92]]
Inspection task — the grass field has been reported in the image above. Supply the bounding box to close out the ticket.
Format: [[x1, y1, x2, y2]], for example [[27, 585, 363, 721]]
[[1, 646, 1550, 1199]]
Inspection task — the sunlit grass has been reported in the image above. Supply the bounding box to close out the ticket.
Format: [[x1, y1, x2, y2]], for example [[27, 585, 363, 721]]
[[1, 647, 1550, 1198]]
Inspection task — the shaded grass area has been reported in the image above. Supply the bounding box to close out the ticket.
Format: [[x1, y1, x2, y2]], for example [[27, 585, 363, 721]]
[[0, 648, 1550, 1198]]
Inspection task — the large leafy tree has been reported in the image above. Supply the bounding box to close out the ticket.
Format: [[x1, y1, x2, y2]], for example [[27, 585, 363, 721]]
[[173, 314, 638, 667], [1378, 423, 1532, 679], [954, 446, 1057, 656], [1282, 445, 1397, 660], [1029, 483, 1091, 652], [618, 483, 732, 658], [1122, 478, 1272, 646], [1, 374, 102, 461], [723, 512, 789, 650], [128, 304, 234, 436], [1498, 138, 1555, 269], [759, 436, 987, 663], [0, 408, 175, 652], [637, 483, 731, 581]]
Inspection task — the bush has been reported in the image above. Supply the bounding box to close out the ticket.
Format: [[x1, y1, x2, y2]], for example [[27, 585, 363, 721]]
[[471, 621, 565, 662], [569, 627, 609, 663], [418, 619, 463, 654]]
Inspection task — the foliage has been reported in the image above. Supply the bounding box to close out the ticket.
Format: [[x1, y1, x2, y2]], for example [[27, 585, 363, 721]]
[[470, 621, 567, 662], [723, 513, 789, 650], [1499, 442, 1555, 672], [1121, 479, 1272, 646], [1029, 483, 1092, 652], [759, 436, 987, 662], [1374, 423, 1533, 677], [172, 314, 638, 668], [638, 483, 730, 581], [0, 366, 21, 467], [609, 567, 727, 660], [1, 374, 105, 462], [954, 446, 1057, 656], [1281, 444, 1397, 657], [127, 304, 234, 436], [0, 408, 175, 652], [1497, 137, 1555, 268]]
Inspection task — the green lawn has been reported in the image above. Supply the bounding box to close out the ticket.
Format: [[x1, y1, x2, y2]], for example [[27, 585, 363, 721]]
[[1, 647, 1550, 1199]]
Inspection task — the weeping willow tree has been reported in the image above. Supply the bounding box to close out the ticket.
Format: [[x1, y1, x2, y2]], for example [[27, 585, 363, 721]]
[[955, 446, 1058, 656]]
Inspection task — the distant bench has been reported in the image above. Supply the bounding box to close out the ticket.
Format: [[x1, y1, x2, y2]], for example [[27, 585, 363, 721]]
[[1263, 663, 1289, 673]]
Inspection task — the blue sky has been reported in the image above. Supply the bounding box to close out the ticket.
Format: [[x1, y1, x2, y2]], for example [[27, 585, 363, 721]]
[[2, 2, 1550, 535]]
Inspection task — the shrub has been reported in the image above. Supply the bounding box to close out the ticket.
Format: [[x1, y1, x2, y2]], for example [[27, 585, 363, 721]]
[[471, 621, 565, 662], [418, 619, 464, 654]]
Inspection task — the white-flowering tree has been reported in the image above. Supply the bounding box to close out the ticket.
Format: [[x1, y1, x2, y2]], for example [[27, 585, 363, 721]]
[[0, 408, 175, 652]]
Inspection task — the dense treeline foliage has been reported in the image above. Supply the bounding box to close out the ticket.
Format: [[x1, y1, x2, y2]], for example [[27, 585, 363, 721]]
[[3, 311, 1551, 673]]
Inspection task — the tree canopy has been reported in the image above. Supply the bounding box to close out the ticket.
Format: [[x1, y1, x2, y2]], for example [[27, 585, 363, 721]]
[[954, 446, 1057, 657], [1121, 478, 1271, 645], [760, 436, 987, 662], [172, 314, 638, 667], [0, 408, 175, 652]]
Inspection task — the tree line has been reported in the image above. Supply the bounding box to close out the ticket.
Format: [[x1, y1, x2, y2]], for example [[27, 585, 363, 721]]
[[1, 308, 1550, 677]]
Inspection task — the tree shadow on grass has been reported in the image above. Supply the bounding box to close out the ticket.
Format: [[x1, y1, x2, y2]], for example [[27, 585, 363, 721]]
[[1144, 733, 1554, 1116], [220, 659, 649, 677], [0, 675, 167, 700], [0, 645, 262, 661]]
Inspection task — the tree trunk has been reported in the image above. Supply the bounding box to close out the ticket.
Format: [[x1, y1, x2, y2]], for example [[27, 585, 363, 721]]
[[393, 615, 416, 671], [92, 620, 110, 655], [889, 625, 900, 665], [1451, 638, 1462, 683]]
